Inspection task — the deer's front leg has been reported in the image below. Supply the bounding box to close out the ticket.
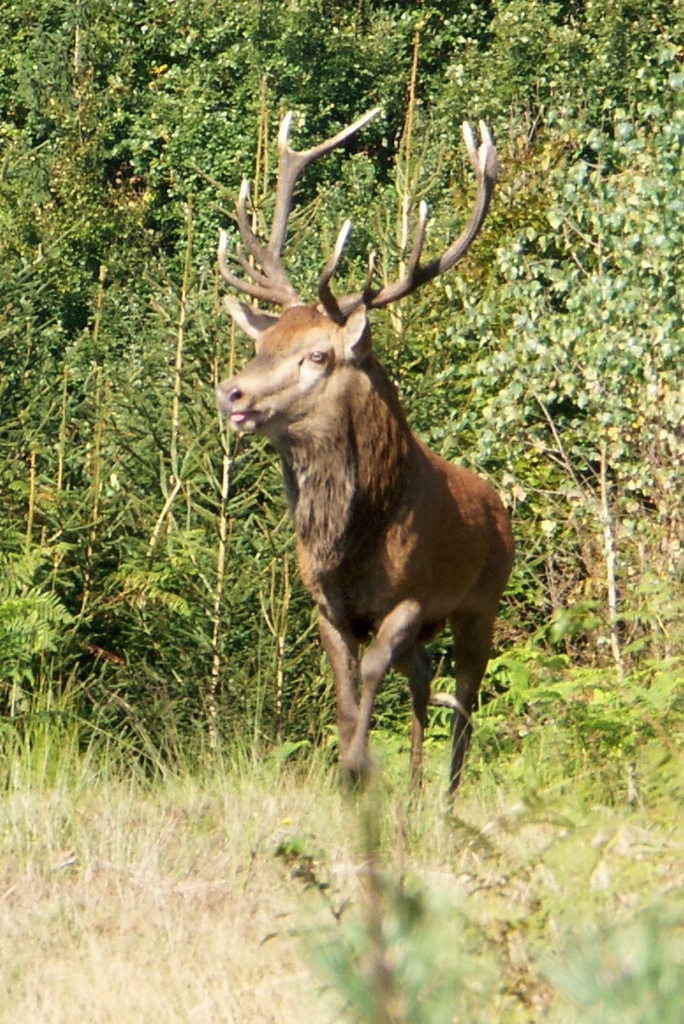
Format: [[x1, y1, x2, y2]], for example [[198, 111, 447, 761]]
[[318, 613, 360, 763], [344, 599, 423, 778]]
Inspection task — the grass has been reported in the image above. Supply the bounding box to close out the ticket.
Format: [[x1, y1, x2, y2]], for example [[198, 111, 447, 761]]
[[1, 753, 334, 1023], [0, 700, 683, 1024]]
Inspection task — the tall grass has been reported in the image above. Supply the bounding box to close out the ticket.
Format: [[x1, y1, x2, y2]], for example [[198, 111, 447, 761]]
[[1, 680, 683, 1024]]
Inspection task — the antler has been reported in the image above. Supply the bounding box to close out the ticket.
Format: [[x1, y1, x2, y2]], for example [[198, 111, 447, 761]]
[[318, 120, 499, 322], [218, 107, 382, 308]]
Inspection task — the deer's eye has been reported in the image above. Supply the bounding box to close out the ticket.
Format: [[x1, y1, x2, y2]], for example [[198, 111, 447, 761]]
[[309, 350, 327, 364]]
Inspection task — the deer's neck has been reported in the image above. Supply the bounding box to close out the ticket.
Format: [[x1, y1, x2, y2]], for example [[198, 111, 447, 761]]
[[278, 359, 413, 574]]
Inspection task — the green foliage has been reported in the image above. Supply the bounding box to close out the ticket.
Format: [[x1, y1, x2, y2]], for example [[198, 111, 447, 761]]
[[263, 732, 684, 1024], [2, 14, 683, 1023], [0, 0, 682, 767], [0, 548, 73, 699], [551, 906, 684, 1024], [314, 869, 684, 1024], [316, 875, 490, 1024], [1, 674, 683, 1023]]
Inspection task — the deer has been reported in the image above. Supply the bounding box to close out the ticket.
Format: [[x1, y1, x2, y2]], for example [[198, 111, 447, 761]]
[[216, 108, 514, 797]]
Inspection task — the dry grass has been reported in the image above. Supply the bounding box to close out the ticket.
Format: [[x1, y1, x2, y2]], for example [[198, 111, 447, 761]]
[[0, 762, 348, 1024], [1, 739, 683, 1024]]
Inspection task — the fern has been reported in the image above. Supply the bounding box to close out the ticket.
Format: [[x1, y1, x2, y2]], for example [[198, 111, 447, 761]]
[[0, 550, 73, 705]]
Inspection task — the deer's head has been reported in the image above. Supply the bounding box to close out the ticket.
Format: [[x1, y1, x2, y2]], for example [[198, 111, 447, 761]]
[[217, 303, 371, 440], [216, 109, 498, 443]]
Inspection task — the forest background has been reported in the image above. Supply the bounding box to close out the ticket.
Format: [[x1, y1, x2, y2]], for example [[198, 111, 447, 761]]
[[1, 0, 681, 769], [1, 1, 684, 1022]]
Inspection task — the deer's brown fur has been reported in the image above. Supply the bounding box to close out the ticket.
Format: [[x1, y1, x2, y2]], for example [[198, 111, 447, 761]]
[[215, 111, 512, 795], [218, 304, 514, 793]]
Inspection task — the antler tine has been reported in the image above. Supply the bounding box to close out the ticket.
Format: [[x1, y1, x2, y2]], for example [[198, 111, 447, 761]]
[[478, 120, 499, 178], [327, 204, 426, 320], [361, 250, 377, 305], [462, 121, 479, 175], [231, 178, 300, 305], [235, 245, 272, 287], [218, 230, 296, 306], [406, 200, 429, 277], [268, 106, 383, 261], [318, 219, 352, 323], [332, 248, 378, 320], [235, 180, 269, 266], [220, 107, 382, 309], [332, 120, 498, 315], [368, 121, 497, 309], [463, 120, 499, 181]]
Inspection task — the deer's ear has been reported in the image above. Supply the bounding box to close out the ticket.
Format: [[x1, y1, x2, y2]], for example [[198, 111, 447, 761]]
[[340, 304, 371, 362], [224, 296, 279, 342]]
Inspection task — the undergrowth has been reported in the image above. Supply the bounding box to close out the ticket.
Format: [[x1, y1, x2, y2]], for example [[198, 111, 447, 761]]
[[1, 655, 683, 1023]]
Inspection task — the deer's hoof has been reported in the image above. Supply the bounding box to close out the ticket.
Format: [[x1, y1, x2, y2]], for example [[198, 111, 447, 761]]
[[340, 748, 374, 792]]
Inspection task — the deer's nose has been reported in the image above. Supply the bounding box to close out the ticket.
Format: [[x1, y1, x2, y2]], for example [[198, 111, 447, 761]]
[[217, 381, 244, 414]]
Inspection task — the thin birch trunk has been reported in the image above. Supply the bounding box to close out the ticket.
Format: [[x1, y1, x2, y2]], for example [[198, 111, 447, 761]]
[[147, 201, 194, 560], [600, 443, 624, 679], [390, 30, 420, 340], [80, 264, 107, 616]]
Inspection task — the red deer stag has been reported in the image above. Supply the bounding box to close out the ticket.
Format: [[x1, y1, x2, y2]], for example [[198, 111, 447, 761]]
[[216, 108, 514, 795]]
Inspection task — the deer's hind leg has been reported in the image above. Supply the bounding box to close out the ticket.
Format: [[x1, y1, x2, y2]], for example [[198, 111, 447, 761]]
[[448, 611, 496, 797], [396, 645, 432, 788]]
